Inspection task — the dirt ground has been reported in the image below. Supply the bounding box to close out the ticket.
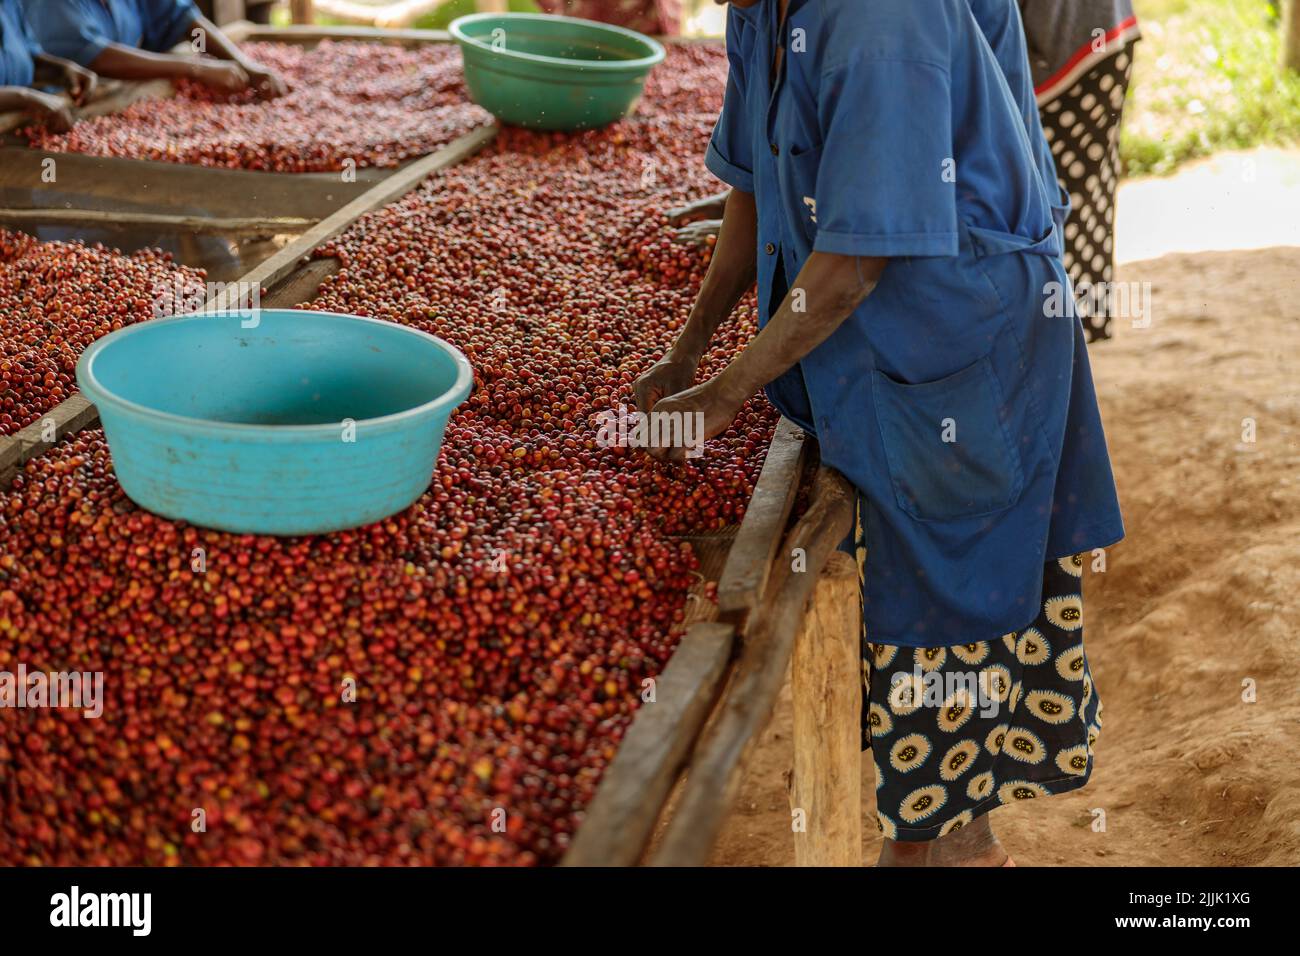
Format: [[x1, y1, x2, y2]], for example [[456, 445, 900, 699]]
[[707, 212, 1300, 865]]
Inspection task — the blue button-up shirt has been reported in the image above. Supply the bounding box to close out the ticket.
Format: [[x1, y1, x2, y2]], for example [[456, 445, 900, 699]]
[[706, 0, 1123, 647], [25, 0, 198, 67], [968, 0, 1070, 228], [1, 0, 40, 87]]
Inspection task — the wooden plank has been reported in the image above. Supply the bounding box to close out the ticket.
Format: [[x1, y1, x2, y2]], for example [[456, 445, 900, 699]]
[[221, 20, 258, 43], [260, 257, 342, 308], [649, 466, 855, 867], [207, 122, 497, 311], [788, 550, 861, 866], [0, 208, 315, 235], [714, 416, 809, 624], [0, 396, 97, 486], [561, 622, 735, 867], [238, 24, 452, 47]]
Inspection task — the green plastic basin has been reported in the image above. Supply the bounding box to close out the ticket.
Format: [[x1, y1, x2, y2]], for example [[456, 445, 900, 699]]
[[449, 13, 666, 131]]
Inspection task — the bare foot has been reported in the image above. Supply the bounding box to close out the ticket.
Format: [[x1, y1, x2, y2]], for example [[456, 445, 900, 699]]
[[928, 814, 1011, 866], [876, 838, 930, 867]]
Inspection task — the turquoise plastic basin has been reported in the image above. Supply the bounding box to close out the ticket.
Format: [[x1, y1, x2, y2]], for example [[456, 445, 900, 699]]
[[450, 13, 665, 131], [75, 309, 473, 535]]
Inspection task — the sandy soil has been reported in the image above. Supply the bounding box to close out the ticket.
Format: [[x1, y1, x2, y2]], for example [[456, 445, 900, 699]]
[[706, 236, 1300, 866]]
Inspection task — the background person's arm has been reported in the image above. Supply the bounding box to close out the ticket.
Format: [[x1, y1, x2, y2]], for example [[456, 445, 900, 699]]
[[0, 87, 74, 131], [186, 13, 287, 97], [31, 53, 97, 104], [88, 42, 248, 91]]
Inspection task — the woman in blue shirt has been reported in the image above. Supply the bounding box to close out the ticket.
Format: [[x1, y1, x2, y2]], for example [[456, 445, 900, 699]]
[[27, 0, 286, 98], [0, 0, 96, 131], [635, 0, 1123, 866]]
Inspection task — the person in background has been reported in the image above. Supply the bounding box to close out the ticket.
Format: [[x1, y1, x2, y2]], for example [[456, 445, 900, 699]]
[[1021, 0, 1140, 343], [668, 0, 1140, 346], [26, 0, 288, 98], [0, 0, 97, 131], [533, 0, 682, 37]]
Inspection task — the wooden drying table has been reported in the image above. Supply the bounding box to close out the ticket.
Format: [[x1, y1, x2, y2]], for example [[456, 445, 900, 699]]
[[0, 30, 864, 867]]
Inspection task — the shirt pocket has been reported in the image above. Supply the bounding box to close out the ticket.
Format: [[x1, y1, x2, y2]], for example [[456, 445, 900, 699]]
[[871, 356, 1025, 522], [779, 142, 823, 244]]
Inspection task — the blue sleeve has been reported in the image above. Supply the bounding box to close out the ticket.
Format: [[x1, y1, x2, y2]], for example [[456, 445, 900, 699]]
[[703, 12, 754, 193], [812, 56, 959, 258], [140, 0, 200, 53], [16, 8, 42, 58], [26, 0, 111, 67]]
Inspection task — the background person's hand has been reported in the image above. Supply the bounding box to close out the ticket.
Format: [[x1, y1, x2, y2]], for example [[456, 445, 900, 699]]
[[64, 62, 97, 105], [633, 352, 700, 416], [646, 377, 747, 463], [243, 63, 288, 99], [190, 59, 251, 94], [23, 90, 75, 132]]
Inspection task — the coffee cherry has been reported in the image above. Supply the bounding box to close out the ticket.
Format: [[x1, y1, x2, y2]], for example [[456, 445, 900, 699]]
[[23, 41, 490, 172], [0, 43, 775, 866], [0, 230, 206, 435]]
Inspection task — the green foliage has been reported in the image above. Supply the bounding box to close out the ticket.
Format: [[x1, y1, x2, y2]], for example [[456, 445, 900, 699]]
[[1124, 0, 1300, 175]]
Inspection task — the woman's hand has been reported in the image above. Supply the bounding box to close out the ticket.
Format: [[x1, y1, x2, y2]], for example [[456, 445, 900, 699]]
[[632, 351, 701, 416], [666, 191, 729, 227], [646, 375, 750, 463], [673, 219, 721, 246]]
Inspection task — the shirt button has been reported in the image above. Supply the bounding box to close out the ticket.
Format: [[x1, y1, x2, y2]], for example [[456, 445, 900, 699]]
[[770, 143, 779, 156], [764, 242, 776, 255]]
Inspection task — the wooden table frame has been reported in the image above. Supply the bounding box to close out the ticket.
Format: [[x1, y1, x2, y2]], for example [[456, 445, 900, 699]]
[[1, 28, 864, 868]]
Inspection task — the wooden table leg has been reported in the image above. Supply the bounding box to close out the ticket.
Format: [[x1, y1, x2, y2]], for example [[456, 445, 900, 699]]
[[788, 549, 862, 866]]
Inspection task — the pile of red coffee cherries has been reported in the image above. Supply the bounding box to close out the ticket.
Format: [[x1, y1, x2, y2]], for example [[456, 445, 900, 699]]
[[0, 230, 207, 436], [0, 44, 770, 865], [23, 42, 491, 172]]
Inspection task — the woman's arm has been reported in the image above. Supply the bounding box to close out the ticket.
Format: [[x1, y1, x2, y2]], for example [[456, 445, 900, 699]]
[[715, 252, 886, 402], [645, 250, 887, 461], [88, 42, 248, 90], [632, 187, 759, 413]]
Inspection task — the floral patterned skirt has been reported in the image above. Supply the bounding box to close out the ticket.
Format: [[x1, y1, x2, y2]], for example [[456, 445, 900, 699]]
[[858, 535, 1104, 843]]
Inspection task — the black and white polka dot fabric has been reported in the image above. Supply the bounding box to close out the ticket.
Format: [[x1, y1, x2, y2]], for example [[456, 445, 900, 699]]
[[1040, 49, 1135, 343]]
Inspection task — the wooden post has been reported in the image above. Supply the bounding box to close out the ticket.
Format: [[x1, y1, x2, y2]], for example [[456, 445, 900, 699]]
[[290, 0, 315, 24], [788, 550, 861, 866], [1285, 0, 1300, 72], [212, 0, 244, 25]]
